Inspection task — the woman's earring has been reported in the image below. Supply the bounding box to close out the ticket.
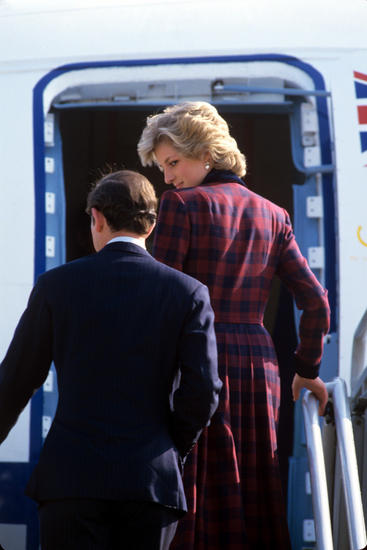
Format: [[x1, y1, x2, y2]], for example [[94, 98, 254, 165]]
[[205, 162, 210, 170]]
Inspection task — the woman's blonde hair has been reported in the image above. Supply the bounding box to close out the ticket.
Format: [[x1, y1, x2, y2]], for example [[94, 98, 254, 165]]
[[137, 101, 247, 177]]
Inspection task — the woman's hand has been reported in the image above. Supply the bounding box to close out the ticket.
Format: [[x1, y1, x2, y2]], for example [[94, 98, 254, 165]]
[[292, 373, 329, 416]]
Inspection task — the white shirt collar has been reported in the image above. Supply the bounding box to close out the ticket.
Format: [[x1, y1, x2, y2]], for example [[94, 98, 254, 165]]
[[106, 236, 146, 250]]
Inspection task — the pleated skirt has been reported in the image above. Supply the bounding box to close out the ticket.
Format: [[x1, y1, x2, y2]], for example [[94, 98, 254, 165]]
[[171, 322, 292, 550]]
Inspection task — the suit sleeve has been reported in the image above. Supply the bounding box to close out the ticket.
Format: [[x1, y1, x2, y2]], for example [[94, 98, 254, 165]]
[[276, 210, 330, 378], [152, 190, 190, 271], [0, 277, 53, 443], [170, 284, 222, 459]]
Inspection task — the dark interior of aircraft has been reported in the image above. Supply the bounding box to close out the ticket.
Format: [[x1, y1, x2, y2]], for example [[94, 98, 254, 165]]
[[59, 106, 304, 496]]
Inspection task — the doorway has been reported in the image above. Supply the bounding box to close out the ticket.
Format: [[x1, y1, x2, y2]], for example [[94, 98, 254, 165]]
[[58, 104, 303, 494]]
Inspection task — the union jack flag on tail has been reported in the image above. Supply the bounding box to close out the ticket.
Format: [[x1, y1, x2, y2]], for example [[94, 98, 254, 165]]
[[354, 71, 367, 166]]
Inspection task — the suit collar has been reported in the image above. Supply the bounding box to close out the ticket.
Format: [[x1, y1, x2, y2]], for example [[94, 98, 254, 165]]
[[99, 241, 152, 258], [107, 235, 146, 249]]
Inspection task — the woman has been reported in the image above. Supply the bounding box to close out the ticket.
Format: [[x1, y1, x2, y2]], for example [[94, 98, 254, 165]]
[[137, 102, 330, 550]]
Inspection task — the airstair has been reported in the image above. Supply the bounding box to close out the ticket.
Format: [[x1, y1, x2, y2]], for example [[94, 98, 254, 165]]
[[302, 310, 367, 550]]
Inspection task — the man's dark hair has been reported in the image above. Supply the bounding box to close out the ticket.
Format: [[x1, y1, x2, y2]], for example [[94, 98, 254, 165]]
[[86, 170, 157, 235]]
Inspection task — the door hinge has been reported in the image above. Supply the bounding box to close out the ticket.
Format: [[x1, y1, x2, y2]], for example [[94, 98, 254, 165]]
[[306, 196, 323, 218], [308, 246, 325, 269], [44, 113, 55, 147]]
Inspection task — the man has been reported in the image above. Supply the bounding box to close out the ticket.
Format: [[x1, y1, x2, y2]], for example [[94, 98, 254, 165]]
[[0, 170, 221, 550]]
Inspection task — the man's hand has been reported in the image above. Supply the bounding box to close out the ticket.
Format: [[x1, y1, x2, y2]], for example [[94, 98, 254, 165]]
[[292, 373, 329, 416]]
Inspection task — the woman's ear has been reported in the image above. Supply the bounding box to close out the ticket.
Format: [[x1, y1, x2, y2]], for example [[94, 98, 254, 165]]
[[202, 150, 211, 162], [202, 151, 213, 171]]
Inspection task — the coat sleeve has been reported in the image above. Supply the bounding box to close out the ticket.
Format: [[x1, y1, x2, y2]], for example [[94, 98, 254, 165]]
[[276, 210, 330, 379], [0, 276, 53, 443], [152, 190, 190, 271], [170, 283, 221, 459]]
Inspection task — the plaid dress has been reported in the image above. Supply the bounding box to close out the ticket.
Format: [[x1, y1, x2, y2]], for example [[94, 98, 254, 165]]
[[152, 173, 330, 550]]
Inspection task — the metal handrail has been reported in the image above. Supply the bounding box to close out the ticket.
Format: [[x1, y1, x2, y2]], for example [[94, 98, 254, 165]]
[[351, 309, 367, 393], [302, 391, 334, 550], [302, 377, 367, 550]]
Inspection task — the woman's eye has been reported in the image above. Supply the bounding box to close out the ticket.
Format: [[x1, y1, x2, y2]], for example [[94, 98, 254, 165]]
[[170, 160, 178, 167]]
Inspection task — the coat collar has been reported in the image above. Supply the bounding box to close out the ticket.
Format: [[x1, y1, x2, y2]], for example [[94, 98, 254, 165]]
[[99, 241, 151, 258], [201, 169, 247, 187]]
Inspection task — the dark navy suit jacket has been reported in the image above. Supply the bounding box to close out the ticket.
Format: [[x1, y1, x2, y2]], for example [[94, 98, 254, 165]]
[[0, 242, 221, 513]]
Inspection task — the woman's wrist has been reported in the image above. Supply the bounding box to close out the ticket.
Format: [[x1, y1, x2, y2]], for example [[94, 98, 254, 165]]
[[293, 354, 320, 379]]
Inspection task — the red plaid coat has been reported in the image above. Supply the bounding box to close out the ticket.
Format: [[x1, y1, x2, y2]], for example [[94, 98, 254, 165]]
[[153, 178, 330, 550]]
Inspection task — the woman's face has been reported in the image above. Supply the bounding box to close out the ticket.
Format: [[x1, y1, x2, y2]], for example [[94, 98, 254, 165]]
[[154, 140, 210, 190]]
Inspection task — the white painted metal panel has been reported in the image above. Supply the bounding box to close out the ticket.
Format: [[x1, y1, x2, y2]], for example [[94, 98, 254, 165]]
[[0, 71, 42, 356], [330, 53, 367, 391], [0, 407, 30, 463], [0, 0, 366, 67]]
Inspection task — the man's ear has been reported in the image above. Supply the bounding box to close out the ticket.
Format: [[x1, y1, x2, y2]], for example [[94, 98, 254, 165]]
[[145, 221, 156, 239], [91, 208, 105, 233]]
